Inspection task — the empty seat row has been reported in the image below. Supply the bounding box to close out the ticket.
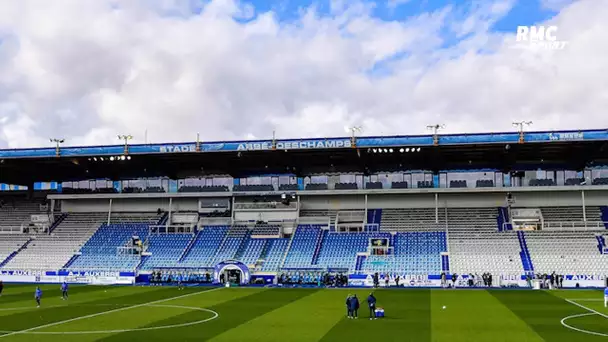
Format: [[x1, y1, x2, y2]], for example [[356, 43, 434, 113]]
[[335, 183, 358, 190], [476, 179, 494, 188], [233, 184, 275, 192], [305, 183, 328, 191], [365, 182, 383, 189], [529, 179, 555, 186], [179, 185, 230, 192], [391, 181, 409, 189], [449, 180, 467, 188], [278, 184, 299, 191]]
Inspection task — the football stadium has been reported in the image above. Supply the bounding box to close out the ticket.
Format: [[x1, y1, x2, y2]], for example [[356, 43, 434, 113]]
[[2, 0, 608, 341], [0, 129, 607, 341]]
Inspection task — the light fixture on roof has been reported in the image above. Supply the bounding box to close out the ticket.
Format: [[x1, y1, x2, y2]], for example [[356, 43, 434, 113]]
[[417, 147, 421, 152], [93, 157, 97, 161], [372, 148, 377, 153], [121, 156, 126, 161], [127, 156, 131, 160], [405, 148, 410, 152], [100, 157, 104, 161], [110, 156, 115, 161], [389, 148, 393, 153], [399, 148, 404, 153], [383, 149, 388, 153]]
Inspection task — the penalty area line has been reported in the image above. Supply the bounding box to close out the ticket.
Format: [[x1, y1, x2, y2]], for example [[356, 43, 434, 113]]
[[0, 287, 222, 339]]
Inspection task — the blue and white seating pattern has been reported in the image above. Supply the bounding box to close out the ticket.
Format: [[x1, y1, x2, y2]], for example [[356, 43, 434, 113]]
[[180, 226, 229, 268], [212, 227, 249, 264], [282, 225, 324, 269], [68, 223, 150, 271], [316, 232, 391, 271], [239, 239, 267, 265], [261, 239, 289, 271], [140, 234, 193, 269], [361, 232, 446, 274]]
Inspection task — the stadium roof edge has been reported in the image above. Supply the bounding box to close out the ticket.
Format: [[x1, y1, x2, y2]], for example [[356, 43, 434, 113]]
[[1, 128, 607, 159]]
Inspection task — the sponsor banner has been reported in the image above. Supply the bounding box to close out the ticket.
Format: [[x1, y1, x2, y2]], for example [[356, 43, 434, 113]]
[[0, 270, 134, 284]]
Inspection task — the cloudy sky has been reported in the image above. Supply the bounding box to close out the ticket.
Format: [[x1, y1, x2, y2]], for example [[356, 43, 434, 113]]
[[0, 0, 606, 148]]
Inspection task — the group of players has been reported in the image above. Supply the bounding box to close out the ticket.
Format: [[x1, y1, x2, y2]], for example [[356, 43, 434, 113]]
[[345, 292, 377, 320]]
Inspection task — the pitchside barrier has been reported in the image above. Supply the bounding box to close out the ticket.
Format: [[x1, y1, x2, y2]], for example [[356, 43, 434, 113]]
[[0, 270, 136, 285], [347, 274, 607, 288]]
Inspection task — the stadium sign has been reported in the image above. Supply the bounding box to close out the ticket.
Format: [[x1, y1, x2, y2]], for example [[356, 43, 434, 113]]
[[236, 139, 352, 151], [159, 144, 197, 153]]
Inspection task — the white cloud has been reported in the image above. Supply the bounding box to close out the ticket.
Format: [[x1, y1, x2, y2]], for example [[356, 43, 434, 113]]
[[0, 0, 606, 149]]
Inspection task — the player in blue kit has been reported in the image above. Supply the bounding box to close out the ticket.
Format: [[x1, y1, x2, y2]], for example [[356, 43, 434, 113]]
[[35, 287, 42, 308], [61, 281, 69, 300], [604, 286, 607, 308]]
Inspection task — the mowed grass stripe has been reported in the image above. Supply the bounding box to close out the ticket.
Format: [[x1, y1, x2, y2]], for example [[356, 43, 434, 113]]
[[96, 288, 319, 342], [0, 286, 205, 333], [39, 287, 264, 334], [209, 289, 345, 342], [0, 284, 106, 307], [489, 289, 608, 342], [0, 285, 119, 317], [320, 289, 431, 342], [431, 289, 543, 342]]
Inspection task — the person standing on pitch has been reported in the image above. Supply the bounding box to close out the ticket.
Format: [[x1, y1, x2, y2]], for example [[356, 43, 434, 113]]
[[604, 286, 608, 308], [61, 281, 69, 300], [346, 294, 353, 318], [0, 280, 3, 296], [350, 294, 360, 319], [367, 292, 377, 320], [35, 287, 42, 308]]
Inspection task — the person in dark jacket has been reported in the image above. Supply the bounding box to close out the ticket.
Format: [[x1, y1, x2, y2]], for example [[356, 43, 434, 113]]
[[367, 292, 377, 320], [346, 294, 353, 318], [350, 294, 360, 319]]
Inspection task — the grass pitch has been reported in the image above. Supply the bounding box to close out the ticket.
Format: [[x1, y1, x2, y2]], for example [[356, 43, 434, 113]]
[[0, 284, 605, 341]]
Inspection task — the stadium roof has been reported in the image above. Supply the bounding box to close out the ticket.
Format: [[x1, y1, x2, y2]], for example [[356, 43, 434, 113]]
[[1, 128, 607, 185]]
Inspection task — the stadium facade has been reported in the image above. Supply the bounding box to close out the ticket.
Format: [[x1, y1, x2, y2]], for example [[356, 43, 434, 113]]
[[0, 128, 607, 288]]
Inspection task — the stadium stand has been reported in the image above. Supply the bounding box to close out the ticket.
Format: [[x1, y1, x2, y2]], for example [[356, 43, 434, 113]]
[[261, 238, 289, 271], [525, 231, 608, 274], [316, 231, 391, 271], [3, 213, 111, 270], [212, 226, 250, 264], [361, 232, 446, 274], [0, 198, 47, 232], [139, 234, 194, 269], [447, 208, 524, 275], [282, 225, 324, 269], [380, 208, 446, 231], [62, 213, 162, 271], [179, 226, 230, 267]]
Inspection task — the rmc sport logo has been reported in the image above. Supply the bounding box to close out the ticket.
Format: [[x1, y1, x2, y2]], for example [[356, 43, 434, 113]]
[[514, 26, 568, 50]]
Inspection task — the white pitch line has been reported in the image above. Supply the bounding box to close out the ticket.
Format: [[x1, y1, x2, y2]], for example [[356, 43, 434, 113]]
[[0, 287, 222, 339], [565, 299, 608, 319], [561, 313, 608, 337]]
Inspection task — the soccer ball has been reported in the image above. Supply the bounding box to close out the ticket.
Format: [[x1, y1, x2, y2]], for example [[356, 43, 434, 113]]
[[442, 306, 446, 309]]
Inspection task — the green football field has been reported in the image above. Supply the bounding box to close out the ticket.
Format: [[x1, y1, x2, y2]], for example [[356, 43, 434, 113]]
[[0, 284, 606, 341]]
